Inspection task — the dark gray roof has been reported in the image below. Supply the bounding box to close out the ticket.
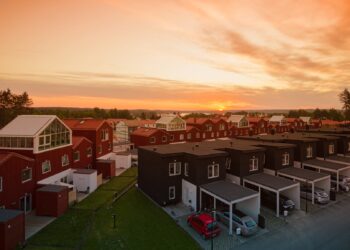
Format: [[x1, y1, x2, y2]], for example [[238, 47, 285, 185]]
[[300, 133, 339, 141], [74, 169, 96, 175], [37, 184, 67, 193], [0, 209, 23, 222], [244, 173, 297, 190], [304, 159, 350, 171], [328, 155, 350, 164], [97, 159, 115, 163], [116, 151, 131, 156], [278, 167, 329, 181], [201, 180, 258, 203], [304, 128, 350, 134], [239, 134, 318, 143]]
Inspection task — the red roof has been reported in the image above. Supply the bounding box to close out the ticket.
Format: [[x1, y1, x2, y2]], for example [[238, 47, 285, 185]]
[[72, 136, 92, 149], [247, 117, 263, 123], [63, 119, 110, 130], [186, 117, 210, 124], [0, 152, 34, 166], [211, 117, 227, 124], [186, 125, 200, 132], [131, 128, 166, 137], [320, 120, 342, 126]]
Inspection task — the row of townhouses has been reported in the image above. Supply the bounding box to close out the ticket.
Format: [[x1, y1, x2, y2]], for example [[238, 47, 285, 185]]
[[138, 129, 350, 234], [130, 114, 322, 147]]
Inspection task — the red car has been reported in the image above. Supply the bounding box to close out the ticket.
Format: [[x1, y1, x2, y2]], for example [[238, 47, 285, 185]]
[[187, 212, 221, 239]]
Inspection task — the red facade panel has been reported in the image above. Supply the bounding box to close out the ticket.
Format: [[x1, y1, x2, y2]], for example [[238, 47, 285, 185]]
[[36, 186, 68, 217], [0, 212, 25, 250], [72, 138, 93, 169], [96, 160, 116, 178]]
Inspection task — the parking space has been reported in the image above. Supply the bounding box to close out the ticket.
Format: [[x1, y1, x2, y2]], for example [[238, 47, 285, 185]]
[[243, 173, 300, 217]]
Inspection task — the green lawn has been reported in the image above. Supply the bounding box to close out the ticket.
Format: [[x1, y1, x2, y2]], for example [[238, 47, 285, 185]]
[[25, 167, 199, 250]]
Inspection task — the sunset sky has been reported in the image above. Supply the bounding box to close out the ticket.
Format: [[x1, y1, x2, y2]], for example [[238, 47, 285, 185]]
[[0, 0, 349, 111]]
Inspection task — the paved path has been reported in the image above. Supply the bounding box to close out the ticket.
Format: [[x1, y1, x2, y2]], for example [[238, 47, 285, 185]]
[[237, 197, 350, 250]]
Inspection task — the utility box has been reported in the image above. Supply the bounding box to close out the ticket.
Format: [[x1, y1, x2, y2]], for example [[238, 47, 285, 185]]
[[73, 169, 98, 193], [96, 159, 116, 178], [115, 152, 132, 169], [36, 185, 68, 217], [0, 209, 25, 250]]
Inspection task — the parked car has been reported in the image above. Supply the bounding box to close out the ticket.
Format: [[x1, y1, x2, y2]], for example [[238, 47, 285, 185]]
[[331, 179, 350, 192], [261, 190, 295, 212], [216, 209, 257, 236], [300, 186, 329, 204], [331, 174, 350, 184], [187, 212, 221, 239]]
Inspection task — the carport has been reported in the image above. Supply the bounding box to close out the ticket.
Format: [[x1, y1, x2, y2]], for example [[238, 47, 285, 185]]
[[200, 180, 260, 235], [277, 167, 330, 204], [243, 173, 300, 217], [302, 159, 350, 191]]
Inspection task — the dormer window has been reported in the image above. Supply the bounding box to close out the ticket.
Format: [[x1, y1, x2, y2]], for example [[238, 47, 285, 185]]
[[225, 158, 231, 170], [208, 163, 219, 178]]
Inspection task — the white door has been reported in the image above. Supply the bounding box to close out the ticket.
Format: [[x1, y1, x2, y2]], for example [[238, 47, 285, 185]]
[[182, 179, 197, 210]]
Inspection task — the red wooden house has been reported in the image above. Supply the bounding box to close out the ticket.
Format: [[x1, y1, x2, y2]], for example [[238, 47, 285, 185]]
[[71, 136, 93, 169], [130, 128, 170, 147]]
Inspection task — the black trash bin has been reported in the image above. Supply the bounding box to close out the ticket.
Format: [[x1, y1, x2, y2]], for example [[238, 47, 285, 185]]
[[330, 190, 336, 201], [258, 214, 266, 229]]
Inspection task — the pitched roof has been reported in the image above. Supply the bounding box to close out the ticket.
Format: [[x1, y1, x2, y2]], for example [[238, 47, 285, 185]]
[[156, 114, 184, 124], [300, 117, 311, 123], [108, 119, 155, 127], [247, 117, 263, 123], [186, 125, 200, 132], [0, 152, 34, 166], [72, 136, 92, 149], [269, 115, 285, 123], [0, 115, 58, 136], [227, 115, 245, 123], [131, 127, 167, 137], [186, 117, 210, 124], [285, 118, 300, 123], [64, 119, 109, 130]]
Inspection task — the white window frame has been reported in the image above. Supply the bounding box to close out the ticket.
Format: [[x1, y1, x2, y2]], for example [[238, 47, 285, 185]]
[[170, 135, 174, 141], [196, 132, 200, 139], [162, 136, 167, 143], [169, 186, 175, 200], [169, 162, 181, 176], [42, 160, 51, 174], [306, 145, 313, 158], [98, 144, 102, 154], [87, 147, 92, 157], [208, 163, 219, 179], [184, 162, 189, 176], [225, 158, 231, 170], [282, 152, 290, 166], [187, 133, 191, 140], [329, 144, 335, 155], [149, 137, 156, 144], [0, 177, 2, 192], [249, 157, 258, 172], [61, 154, 69, 167], [21, 168, 32, 183], [73, 151, 80, 162], [179, 134, 184, 141]]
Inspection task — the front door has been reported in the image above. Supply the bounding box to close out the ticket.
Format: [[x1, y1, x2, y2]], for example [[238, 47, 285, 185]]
[[20, 194, 32, 213]]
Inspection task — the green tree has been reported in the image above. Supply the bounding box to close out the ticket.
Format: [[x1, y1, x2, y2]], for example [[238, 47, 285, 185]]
[[339, 88, 350, 120], [0, 89, 33, 128]]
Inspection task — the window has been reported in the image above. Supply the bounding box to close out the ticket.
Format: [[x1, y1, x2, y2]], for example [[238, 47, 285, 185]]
[[37, 119, 71, 151], [169, 162, 181, 176], [225, 158, 231, 169], [306, 145, 313, 158], [0, 177, 2, 192], [187, 133, 192, 140], [348, 142, 350, 152], [216, 132, 219, 137], [249, 157, 258, 171], [329, 144, 335, 155], [162, 136, 167, 143], [179, 134, 184, 141], [184, 162, 189, 176], [42, 160, 51, 174], [211, 132, 214, 138], [224, 131, 227, 136], [196, 132, 200, 139], [282, 152, 290, 166], [101, 129, 109, 141], [108, 142, 112, 150], [202, 133, 206, 139], [61, 154, 69, 167], [87, 147, 92, 157], [149, 137, 156, 144], [21, 168, 32, 183], [170, 135, 174, 141], [73, 151, 80, 162], [98, 145, 102, 154], [219, 124, 225, 130], [208, 163, 219, 179], [169, 186, 175, 200]]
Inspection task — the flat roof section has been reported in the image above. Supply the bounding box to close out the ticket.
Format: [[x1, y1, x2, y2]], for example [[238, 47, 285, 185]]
[[0, 209, 23, 222], [328, 155, 350, 164], [37, 184, 67, 193], [74, 169, 96, 175], [278, 167, 329, 182], [200, 180, 258, 203], [244, 173, 298, 191], [304, 159, 350, 171]]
